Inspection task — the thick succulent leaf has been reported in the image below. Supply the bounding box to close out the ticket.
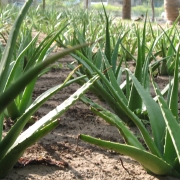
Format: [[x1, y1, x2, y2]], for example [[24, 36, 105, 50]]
[[0, 75, 86, 161], [0, 120, 59, 178], [152, 80, 180, 166], [81, 96, 145, 150], [158, 93, 180, 165], [0, 114, 4, 141], [0, 43, 89, 114], [81, 93, 161, 157], [4, 33, 39, 91], [103, 3, 111, 63], [80, 134, 180, 177], [71, 52, 130, 123], [0, 0, 34, 93], [111, 37, 120, 73], [127, 69, 165, 154], [169, 46, 179, 121], [152, 72, 180, 103], [10, 75, 99, 151], [128, 31, 142, 111], [0, 75, 99, 178], [101, 49, 128, 105], [163, 128, 176, 165]]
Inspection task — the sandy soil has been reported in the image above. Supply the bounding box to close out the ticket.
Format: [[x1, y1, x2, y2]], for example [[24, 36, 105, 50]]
[[2, 52, 179, 180]]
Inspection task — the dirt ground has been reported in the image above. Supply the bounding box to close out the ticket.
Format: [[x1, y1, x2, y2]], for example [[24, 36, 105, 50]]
[[2, 52, 179, 180]]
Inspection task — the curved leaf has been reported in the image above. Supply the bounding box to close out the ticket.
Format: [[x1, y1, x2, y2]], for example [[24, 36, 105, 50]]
[[127, 69, 165, 154], [81, 96, 145, 150], [80, 134, 180, 177], [0, 43, 89, 114]]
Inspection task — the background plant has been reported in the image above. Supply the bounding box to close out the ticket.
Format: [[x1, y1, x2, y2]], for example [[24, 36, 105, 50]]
[[63, 7, 177, 126]]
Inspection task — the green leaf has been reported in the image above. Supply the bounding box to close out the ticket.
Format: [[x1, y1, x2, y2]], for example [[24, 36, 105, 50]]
[[152, 74, 180, 165], [103, 3, 111, 63], [79, 134, 180, 177], [128, 31, 142, 111], [169, 45, 179, 121], [0, 0, 34, 93], [0, 75, 86, 162], [0, 120, 59, 179], [100, 48, 128, 105], [0, 43, 90, 114], [71, 52, 130, 123], [127, 69, 165, 154], [111, 37, 120, 73], [0, 75, 99, 177], [81, 96, 145, 150]]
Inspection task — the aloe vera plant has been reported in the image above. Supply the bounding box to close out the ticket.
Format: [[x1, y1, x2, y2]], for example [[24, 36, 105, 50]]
[[78, 45, 180, 177], [63, 8, 170, 125], [0, 0, 99, 178]]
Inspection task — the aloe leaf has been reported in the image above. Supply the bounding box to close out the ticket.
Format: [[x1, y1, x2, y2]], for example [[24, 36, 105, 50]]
[[0, 114, 4, 141], [36, 27, 68, 64], [102, 3, 111, 63], [120, 31, 136, 61], [5, 33, 39, 90], [6, 101, 20, 120], [79, 134, 180, 177], [128, 31, 142, 111], [152, 59, 179, 165], [0, 43, 89, 114], [148, 20, 155, 39], [158, 25, 176, 53], [166, 77, 173, 106], [0, 120, 59, 178], [0, 0, 34, 93], [173, 158, 180, 173], [127, 69, 165, 154], [72, 53, 161, 155], [13, 75, 98, 147], [18, 79, 37, 115], [19, 28, 68, 114], [93, 49, 102, 70], [125, 70, 130, 99], [163, 128, 176, 165], [156, 90, 180, 165], [113, 96, 161, 156], [111, 37, 120, 73], [142, 35, 156, 92], [71, 52, 130, 123], [81, 96, 145, 150], [26, 31, 51, 63], [0, 75, 86, 161], [169, 46, 179, 121], [100, 48, 128, 105], [0, 75, 98, 178], [152, 72, 180, 103], [11, 75, 98, 149], [142, 14, 147, 64]]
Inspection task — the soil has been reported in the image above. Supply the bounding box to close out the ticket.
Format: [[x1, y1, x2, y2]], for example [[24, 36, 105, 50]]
[[3, 33, 180, 180]]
